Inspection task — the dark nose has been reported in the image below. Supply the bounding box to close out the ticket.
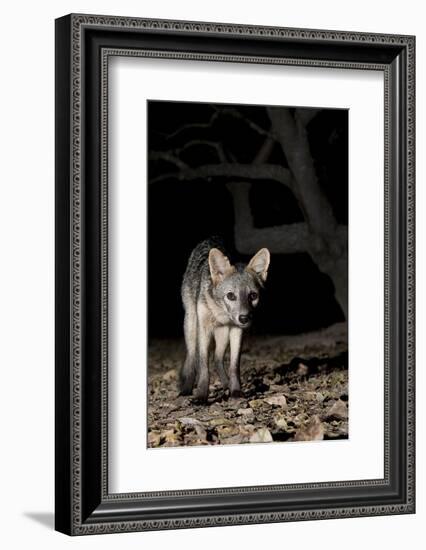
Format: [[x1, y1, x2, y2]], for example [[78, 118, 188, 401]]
[[239, 314, 251, 325]]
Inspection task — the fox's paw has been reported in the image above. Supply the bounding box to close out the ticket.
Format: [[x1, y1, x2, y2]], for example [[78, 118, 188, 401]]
[[191, 396, 209, 406], [178, 386, 193, 396], [230, 389, 243, 399], [192, 388, 209, 404], [178, 375, 195, 396]]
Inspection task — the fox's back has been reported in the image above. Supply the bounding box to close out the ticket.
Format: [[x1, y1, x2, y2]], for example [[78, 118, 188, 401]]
[[181, 237, 226, 303]]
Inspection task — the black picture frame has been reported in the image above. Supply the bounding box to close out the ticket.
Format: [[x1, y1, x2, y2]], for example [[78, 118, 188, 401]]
[[55, 14, 415, 535]]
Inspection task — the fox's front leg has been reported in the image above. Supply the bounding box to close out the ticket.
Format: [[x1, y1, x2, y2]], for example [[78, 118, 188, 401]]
[[229, 327, 243, 397], [194, 305, 212, 402], [214, 326, 230, 389]]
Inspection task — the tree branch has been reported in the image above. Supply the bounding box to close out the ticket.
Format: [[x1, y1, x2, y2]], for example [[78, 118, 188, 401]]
[[176, 140, 227, 163], [296, 108, 322, 127], [165, 110, 220, 140], [221, 107, 275, 138], [148, 158, 294, 188], [148, 151, 188, 170], [253, 135, 275, 164]]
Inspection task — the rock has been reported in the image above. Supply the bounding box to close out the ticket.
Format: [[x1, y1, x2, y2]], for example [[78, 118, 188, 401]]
[[265, 394, 287, 408], [326, 399, 348, 420], [293, 415, 324, 441], [250, 428, 273, 443]]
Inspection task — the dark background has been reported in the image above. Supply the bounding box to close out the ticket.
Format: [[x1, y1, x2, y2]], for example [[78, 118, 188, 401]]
[[148, 101, 348, 339]]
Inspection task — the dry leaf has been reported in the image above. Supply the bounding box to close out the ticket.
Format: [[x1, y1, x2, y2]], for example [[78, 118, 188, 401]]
[[249, 399, 270, 409], [265, 394, 287, 408], [237, 408, 255, 419], [274, 413, 290, 431], [178, 417, 207, 439], [293, 415, 324, 441], [250, 428, 273, 443], [162, 369, 177, 382], [147, 431, 162, 447], [297, 363, 309, 376]]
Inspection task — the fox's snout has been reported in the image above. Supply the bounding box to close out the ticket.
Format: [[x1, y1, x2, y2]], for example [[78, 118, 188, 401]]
[[238, 313, 252, 326]]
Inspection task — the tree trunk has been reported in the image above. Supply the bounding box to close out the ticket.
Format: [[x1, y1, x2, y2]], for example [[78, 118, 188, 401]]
[[227, 182, 348, 318]]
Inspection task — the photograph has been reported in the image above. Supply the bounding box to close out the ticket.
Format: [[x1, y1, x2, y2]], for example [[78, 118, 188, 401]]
[[53, 11, 415, 537], [0, 0, 419, 544], [147, 100, 349, 448]]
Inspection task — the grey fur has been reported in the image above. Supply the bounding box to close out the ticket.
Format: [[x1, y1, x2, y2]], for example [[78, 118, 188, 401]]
[[180, 238, 270, 401]]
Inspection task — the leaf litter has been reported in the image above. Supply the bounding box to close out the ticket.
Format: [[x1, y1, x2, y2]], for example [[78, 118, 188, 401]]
[[148, 323, 348, 448]]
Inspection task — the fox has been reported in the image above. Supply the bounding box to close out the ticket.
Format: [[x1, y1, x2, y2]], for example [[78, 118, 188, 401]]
[[179, 238, 270, 402]]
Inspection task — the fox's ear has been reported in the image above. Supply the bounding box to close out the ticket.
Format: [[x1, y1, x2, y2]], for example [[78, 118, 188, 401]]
[[246, 248, 270, 282], [208, 248, 234, 285]]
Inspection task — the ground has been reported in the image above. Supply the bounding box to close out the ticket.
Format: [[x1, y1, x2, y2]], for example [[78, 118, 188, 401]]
[[147, 323, 348, 448]]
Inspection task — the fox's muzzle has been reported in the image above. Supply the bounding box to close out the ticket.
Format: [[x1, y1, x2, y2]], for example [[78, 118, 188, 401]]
[[238, 314, 252, 326]]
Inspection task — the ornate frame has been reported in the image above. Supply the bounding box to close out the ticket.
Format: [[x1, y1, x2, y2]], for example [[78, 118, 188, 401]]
[[55, 14, 415, 535]]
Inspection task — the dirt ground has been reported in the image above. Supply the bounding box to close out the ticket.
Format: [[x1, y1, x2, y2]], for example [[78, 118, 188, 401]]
[[147, 323, 348, 448]]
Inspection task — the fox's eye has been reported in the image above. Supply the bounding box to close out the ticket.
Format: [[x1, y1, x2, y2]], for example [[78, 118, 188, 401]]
[[249, 292, 258, 301], [226, 292, 237, 301]]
